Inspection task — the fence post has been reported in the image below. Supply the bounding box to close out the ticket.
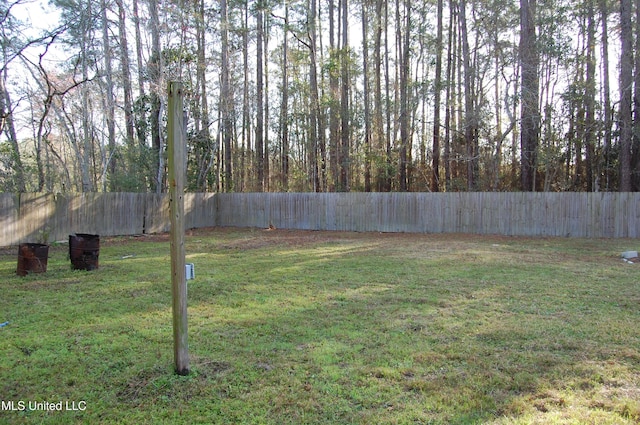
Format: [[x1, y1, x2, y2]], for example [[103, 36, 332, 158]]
[[168, 81, 189, 375]]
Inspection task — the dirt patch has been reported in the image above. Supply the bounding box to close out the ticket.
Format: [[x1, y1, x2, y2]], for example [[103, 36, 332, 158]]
[[205, 227, 360, 250], [105, 233, 171, 245]]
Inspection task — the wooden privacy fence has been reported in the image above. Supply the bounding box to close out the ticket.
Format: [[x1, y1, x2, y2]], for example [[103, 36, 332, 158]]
[[1, 192, 639, 246], [0, 193, 216, 247], [216, 192, 640, 238]]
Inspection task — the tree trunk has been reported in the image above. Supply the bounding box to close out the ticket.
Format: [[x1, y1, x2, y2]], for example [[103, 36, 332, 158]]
[[339, 0, 350, 191], [459, 0, 476, 191], [431, 0, 443, 192], [398, 0, 410, 192], [80, 2, 94, 193], [280, 2, 290, 191], [0, 69, 26, 191], [362, 0, 371, 192], [264, 12, 270, 192], [256, 2, 265, 191], [600, 0, 612, 190], [308, 0, 321, 191], [633, 0, 640, 190], [384, 0, 392, 191], [149, 0, 163, 193], [116, 0, 135, 152], [519, 0, 539, 191], [221, 0, 233, 191], [101, 0, 116, 191], [195, 0, 212, 191], [444, 0, 455, 191], [132, 0, 147, 161], [373, 0, 386, 191], [241, 0, 250, 191], [328, 0, 339, 190], [619, 0, 633, 191], [584, 0, 596, 191]]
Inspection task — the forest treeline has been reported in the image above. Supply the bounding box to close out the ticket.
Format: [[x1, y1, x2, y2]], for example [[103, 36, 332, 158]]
[[1, 0, 640, 193]]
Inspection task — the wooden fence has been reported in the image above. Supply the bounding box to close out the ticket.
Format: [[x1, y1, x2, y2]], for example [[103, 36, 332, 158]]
[[216, 192, 640, 238], [0, 193, 216, 247], [1, 192, 639, 246]]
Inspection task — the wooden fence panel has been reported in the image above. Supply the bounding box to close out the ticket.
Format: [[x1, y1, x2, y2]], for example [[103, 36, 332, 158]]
[[49, 193, 72, 242], [67, 193, 99, 236], [185, 193, 217, 229], [19, 193, 56, 244], [144, 194, 170, 234], [0, 194, 19, 246]]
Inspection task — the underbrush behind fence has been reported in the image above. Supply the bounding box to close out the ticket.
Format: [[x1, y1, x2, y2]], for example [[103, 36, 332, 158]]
[[0, 192, 638, 246]]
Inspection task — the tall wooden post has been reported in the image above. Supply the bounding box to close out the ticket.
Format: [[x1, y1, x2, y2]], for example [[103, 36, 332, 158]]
[[168, 81, 189, 375]]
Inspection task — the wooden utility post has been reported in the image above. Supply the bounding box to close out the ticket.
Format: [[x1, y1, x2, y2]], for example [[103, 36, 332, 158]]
[[167, 81, 189, 375]]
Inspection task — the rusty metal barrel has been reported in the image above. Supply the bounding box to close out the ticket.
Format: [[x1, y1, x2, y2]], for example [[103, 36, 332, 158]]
[[17, 243, 50, 276], [69, 233, 100, 271]]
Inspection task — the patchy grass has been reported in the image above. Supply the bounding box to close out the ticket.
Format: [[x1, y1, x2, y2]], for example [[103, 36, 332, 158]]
[[1, 227, 639, 424]]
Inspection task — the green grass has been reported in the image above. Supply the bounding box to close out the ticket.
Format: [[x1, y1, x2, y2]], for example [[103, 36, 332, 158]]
[[1, 227, 639, 424]]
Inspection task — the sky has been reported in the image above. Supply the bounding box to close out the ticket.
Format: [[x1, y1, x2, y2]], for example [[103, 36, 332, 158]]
[[11, 0, 59, 34]]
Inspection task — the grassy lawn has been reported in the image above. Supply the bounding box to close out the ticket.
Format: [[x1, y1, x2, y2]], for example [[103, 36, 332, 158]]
[[1, 227, 639, 424]]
